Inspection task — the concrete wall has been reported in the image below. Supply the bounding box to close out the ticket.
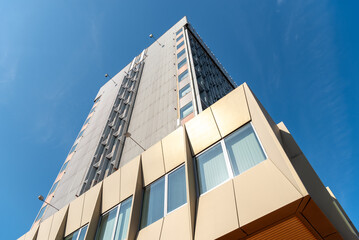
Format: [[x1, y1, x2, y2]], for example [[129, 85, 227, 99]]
[[120, 17, 188, 166], [41, 17, 189, 221], [43, 65, 129, 220]]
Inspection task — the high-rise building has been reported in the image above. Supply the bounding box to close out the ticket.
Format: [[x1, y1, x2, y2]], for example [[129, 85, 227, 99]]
[[19, 17, 357, 240]]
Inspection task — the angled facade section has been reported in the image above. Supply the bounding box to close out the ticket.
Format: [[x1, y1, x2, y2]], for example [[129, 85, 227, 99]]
[[22, 17, 357, 240]]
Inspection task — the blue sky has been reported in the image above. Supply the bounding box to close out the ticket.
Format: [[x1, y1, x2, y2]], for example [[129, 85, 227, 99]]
[[1, 0, 358, 238]]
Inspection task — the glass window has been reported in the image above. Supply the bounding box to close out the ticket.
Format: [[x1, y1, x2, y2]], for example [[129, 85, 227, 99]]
[[176, 28, 183, 35], [60, 161, 69, 172], [140, 178, 165, 229], [178, 69, 188, 82], [114, 197, 132, 240], [49, 181, 59, 195], [94, 96, 101, 103], [179, 84, 191, 99], [35, 206, 46, 222], [95, 197, 133, 240], [84, 117, 91, 125], [224, 124, 266, 176], [196, 143, 229, 194], [178, 58, 187, 69], [194, 123, 266, 195], [140, 166, 187, 229], [177, 49, 186, 59], [180, 102, 193, 119], [90, 107, 96, 114], [177, 41, 184, 49], [69, 143, 77, 154], [176, 34, 183, 42], [77, 129, 85, 139], [167, 166, 186, 213], [96, 206, 118, 239], [65, 225, 88, 240]]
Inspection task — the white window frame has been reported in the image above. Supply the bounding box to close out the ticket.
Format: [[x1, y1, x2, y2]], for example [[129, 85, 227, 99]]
[[141, 164, 186, 229], [179, 84, 191, 99], [194, 122, 267, 197], [64, 224, 88, 240], [95, 196, 132, 240]]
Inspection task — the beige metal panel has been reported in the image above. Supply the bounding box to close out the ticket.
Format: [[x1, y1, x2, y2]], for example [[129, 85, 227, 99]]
[[102, 169, 121, 213], [210, 85, 251, 138], [184, 130, 196, 239], [277, 121, 302, 159], [81, 182, 102, 225], [234, 160, 302, 228], [185, 108, 221, 155], [302, 199, 337, 238], [84, 183, 102, 240], [278, 122, 358, 239], [160, 205, 191, 240], [24, 225, 39, 240], [37, 215, 53, 240], [48, 205, 68, 240], [162, 126, 186, 173], [65, 194, 85, 236], [243, 83, 308, 196], [195, 180, 241, 240], [17, 234, 26, 240], [136, 218, 163, 240], [127, 158, 143, 240], [120, 156, 140, 201], [141, 141, 165, 186]]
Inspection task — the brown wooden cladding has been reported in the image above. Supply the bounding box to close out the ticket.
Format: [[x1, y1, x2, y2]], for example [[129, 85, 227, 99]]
[[245, 217, 317, 240]]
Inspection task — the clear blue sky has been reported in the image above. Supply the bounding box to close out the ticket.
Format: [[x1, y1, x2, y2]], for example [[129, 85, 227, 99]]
[[1, 0, 358, 238]]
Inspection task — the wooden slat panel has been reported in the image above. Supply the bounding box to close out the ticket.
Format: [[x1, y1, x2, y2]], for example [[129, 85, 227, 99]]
[[246, 217, 318, 240]]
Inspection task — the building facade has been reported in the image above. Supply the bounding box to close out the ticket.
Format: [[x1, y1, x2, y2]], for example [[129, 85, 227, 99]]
[[19, 17, 358, 240]]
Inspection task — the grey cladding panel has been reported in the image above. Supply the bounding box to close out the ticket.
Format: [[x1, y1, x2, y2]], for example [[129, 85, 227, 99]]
[[120, 18, 188, 166]]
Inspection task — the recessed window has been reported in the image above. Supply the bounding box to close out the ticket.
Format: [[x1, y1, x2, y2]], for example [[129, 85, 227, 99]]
[[84, 117, 91, 125], [179, 84, 191, 99], [140, 178, 165, 229], [69, 143, 77, 154], [180, 102, 193, 119], [196, 143, 229, 194], [195, 123, 266, 194], [177, 41, 184, 49], [49, 181, 59, 195], [90, 107, 96, 114], [178, 58, 187, 69], [60, 161, 69, 173], [178, 69, 188, 82], [167, 166, 186, 212], [35, 206, 46, 222], [177, 49, 186, 59], [65, 224, 88, 240], [224, 124, 266, 176], [176, 34, 183, 42], [77, 129, 85, 139], [140, 165, 186, 229], [94, 96, 101, 103], [95, 197, 132, 240], [176, 28, 183, 35]]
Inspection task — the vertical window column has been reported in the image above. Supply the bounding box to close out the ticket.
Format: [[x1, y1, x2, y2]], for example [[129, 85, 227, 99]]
[[175, 27, 195, 123]]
